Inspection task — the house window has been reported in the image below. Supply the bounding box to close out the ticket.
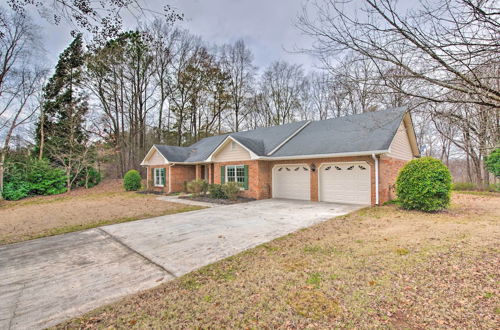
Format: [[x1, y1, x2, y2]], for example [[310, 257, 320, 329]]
[[226, 165, 245, 184], [154, 168, 165, 187], [231, 141, 237, 150]]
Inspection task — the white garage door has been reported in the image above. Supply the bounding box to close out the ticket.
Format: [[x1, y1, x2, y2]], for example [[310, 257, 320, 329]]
[[319, 163, 371, 204], [273, 165, 310, 200]]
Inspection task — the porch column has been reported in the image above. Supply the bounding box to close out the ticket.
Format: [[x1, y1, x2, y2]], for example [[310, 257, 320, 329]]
[[208, 164, 213, 184], [195, 164, 202, 180], [146, 167, 150, 189]]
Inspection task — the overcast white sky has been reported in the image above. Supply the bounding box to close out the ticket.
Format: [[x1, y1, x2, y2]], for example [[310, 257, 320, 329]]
[[18, 0, 319, 72]]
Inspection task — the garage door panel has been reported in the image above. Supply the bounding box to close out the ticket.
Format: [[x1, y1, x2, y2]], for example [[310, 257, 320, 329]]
[[319, 163, 370, 204], [273, 165, 310, 200]]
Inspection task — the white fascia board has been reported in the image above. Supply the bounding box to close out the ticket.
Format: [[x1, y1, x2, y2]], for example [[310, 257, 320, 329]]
[[140, 145, 169, 166], [206, 135, 259, 162], [258, 149, 389, 161], [267, 121, 311, 156]]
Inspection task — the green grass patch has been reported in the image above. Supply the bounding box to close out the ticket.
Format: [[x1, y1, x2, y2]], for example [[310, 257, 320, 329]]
[[454, 191, 500, 197], [395, 248, 410, 256], [303, 245, 340, 255], [306, 272, 322, 288]]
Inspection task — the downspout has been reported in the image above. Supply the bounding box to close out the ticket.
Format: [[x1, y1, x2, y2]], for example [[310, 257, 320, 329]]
[[372, 154, 379, 205]]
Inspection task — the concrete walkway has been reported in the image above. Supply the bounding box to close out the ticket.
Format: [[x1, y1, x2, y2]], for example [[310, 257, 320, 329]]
[[156, 195, 220, 208], [0, 199, 364, 329]]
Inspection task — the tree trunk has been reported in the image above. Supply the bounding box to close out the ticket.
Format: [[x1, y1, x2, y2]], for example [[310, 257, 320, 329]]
[[0, 151, 5, 199]]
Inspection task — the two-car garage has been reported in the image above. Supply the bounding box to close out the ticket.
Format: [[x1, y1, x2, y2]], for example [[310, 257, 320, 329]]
[[272, 162, 371, 205]]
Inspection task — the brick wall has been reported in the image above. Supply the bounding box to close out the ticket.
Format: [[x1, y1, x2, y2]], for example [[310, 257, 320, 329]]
[[379, 155, 408, 204], [145, 165, 195, 194], [147, 165, 169, 193], [170, 165, 196, 193], [213, 161, 261, 199]]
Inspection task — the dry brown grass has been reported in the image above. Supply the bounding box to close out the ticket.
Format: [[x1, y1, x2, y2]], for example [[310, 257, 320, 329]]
[[0, 180, 202, 245], [57, 193, 499, 329]]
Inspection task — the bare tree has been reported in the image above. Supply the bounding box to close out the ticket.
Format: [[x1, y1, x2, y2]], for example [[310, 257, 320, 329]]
[[259, 61, 306, 126], [0, 8, 44, 198], [7, 0, 183, 40], [220, 40, 255, 132], [146, 20, 179, 143], [298, 0, 500, 109]]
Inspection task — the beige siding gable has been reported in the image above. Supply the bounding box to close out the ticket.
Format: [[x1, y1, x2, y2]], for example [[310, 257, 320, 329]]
[[143, 148, 167, 165], [213, 140, 251, 162], [387, 122, 414, 160]]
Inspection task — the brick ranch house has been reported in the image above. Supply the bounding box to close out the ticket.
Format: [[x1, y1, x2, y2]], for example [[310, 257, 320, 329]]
[[140, 107, 419, 205]]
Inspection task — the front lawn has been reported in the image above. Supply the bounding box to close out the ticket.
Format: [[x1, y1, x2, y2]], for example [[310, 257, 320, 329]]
[[0, 180, 203, 245], [58, 192, 499, 329]]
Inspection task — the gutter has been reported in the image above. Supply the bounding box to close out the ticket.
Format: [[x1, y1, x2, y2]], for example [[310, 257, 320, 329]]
[[170, 149, 388, 164], [372, 153, 379, 205], [258, 149, 388, 161]]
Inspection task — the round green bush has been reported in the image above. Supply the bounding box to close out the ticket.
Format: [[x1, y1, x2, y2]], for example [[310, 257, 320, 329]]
[[396, 157, 452, 212], [123, 170, 142, 191]]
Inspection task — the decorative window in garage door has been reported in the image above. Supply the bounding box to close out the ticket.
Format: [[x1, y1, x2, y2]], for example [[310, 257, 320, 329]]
[[276, 167, 309, 172]]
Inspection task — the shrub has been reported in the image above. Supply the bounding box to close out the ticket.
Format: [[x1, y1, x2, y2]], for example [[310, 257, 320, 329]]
[[123, 170, 142, 191], [452, 182, 476, 191], [485, 148, 500, 177], [74, 166, 101, 188], [27, 159, 67, 196], [488, 183, 500, 192], [2, 181, 31, 200], [187, 179, 208, 196], [222, 182, 241, 200], [396, 157, 452, 212], [208, 184, 227, 199]]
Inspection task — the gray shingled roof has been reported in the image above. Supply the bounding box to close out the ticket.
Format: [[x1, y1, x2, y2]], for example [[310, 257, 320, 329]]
[[152, 107, 407, 163], [271, 108, 406, 157]]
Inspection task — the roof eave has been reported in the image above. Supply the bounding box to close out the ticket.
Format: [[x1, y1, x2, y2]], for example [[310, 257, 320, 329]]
[[258, 149, 389, 161], [140, 145, 169, 166], [206, 135, 260, 162]]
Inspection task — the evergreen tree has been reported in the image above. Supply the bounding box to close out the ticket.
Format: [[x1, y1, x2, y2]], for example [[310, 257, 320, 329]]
[[36, 34, 91, 190]]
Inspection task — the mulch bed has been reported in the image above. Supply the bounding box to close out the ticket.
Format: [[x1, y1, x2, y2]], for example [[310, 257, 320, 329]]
[[179, 195, 255, 205]]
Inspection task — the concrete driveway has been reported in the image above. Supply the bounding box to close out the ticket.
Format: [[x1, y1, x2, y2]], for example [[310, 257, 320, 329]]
[[0, 199, 364, 329]]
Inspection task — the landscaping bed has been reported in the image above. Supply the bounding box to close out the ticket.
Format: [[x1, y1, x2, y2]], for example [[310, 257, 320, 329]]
[[57, 192, 499, 329], [179, 195, 255, 205]]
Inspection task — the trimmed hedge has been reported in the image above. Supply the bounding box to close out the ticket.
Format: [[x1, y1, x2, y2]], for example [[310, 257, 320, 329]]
[[396, 157, 452, 212], [123, 170, 142, 191]]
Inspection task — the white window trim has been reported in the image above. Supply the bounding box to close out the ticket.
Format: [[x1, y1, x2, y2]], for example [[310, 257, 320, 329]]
[[226, 165, 245, 185], [154, 168, 165, 187]]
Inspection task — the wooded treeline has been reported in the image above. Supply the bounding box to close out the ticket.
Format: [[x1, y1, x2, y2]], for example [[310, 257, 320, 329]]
[[0, 0, 498, 198]]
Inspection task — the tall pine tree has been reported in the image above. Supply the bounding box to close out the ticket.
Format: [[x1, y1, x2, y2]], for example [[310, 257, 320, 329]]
[[36, 34, 91, 190]]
